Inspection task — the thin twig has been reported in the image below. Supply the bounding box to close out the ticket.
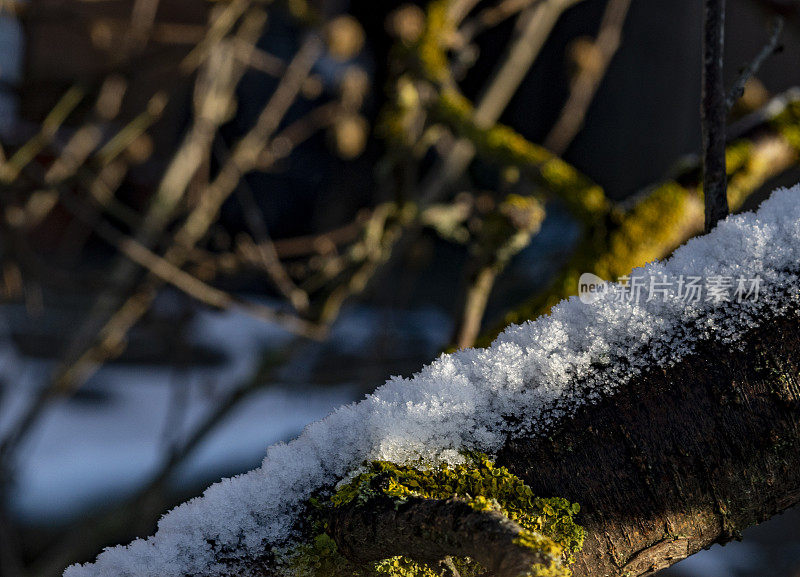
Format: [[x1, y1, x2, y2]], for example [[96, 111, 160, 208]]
[[237, 42, 287, 77], [231, 177, 311, 313], [312, 0, 585, 338], [454, 265, 499, 349], [125, 0, 161, 52], [58, 192, 325, 338], [472, 0, 584, 128], [544, 0, 632, 154], [55, 33, 323, 391], [27, 339, 309, 577], [0, 10, 269, 469], [725, 16, 784, 112], [701, 0, 729, 232], [448, 0, 484, 25], [173, 35, 323, 253], [257, 101, 344, 168], [0, 86, 86, 184], [181, 0, 252, 72], [220, 132, 310, 312], [55, 11, 267, 390], [457, 0, 541, 47], [419, 0, 585, 202]]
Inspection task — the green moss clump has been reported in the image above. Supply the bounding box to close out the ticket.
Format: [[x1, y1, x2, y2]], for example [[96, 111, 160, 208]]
[[286, 455, 584, 577]]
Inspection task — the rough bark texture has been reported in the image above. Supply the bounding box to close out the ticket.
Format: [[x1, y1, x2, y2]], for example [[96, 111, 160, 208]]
[[498, 310, 800, 576], [329, 308, 800, 576], [330, 496, 554, 577]]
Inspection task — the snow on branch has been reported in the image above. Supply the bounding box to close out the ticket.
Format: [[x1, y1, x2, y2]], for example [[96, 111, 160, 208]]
[[66, 186, 800, 577]]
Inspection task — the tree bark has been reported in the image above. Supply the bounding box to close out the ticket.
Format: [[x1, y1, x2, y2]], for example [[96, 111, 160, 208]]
[[702, 0, 730, 231], [330, 496, 556, 577], [332, 308, 800, 576]]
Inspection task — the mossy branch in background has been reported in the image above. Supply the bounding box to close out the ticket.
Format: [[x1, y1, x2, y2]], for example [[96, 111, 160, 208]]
[[387, 0, 800, 351], [476, 89, 800, 347]]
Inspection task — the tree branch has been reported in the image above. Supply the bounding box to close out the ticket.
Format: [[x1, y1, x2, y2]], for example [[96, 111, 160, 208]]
[[330, 496, 558, 577], [702, 0, 729, 231], [328, 309, 800, 577], [480, 88, 800, 345], [544, 0, 632, 154], [501, 311, 800, 576], [726, 16, 784, 111]]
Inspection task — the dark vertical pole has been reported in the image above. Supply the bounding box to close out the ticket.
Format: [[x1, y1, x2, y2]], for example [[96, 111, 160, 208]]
[[702, 0, 729, 232]]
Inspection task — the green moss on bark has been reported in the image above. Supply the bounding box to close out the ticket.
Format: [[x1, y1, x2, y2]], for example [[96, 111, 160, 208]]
[[285, 455, 584, 577]]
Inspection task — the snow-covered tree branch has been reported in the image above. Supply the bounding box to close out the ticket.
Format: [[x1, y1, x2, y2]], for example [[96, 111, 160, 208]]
[[64, 185, 800, 577]]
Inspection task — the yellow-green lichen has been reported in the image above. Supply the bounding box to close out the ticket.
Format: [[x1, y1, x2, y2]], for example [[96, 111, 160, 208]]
[[771, 94, 800, 153], [416, 0, 453, 84], [474, 194, 547, 266], [513, 530, 572, 577], [476, 181, 702, 346], [286, 455, 584, 577], [477, 114, 800, 346]]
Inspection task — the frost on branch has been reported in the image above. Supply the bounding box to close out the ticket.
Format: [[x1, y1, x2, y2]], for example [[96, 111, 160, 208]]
[[66, 185, 800, 577]]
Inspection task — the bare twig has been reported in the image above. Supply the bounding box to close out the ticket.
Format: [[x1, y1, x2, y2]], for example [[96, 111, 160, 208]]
[[472, 0, 583, 128], [125, 0, 161, 51], [544, 0, 632, 154], [257, 101, 344, 168], [0, 86, 86, 184], [725, 16, 784, 111], [55, 11, 267, 391], [701, 0, 729, 231], [311, 0, 586, 338], [237, 42, 287, 77], [58, 191, 325, 338], [447, 0, 484, 25], [271, 214, 367, 258], [181, 0, 252, 72], [27, 339, 308, 577], [454, 265, 498, 349], [0, 10, 269, 470], [55, 33, 323, 391], [172, 35, 323, 254], [217, 137, 311, 313], [419, 0, 585, 202]]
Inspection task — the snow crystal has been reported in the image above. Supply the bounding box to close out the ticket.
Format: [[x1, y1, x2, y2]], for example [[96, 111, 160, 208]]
[[65, 186, 800, 577]]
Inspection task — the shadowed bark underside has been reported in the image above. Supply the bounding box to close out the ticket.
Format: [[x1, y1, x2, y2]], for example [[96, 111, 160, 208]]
[[330, 307, 800, 576], [499, 310, 800, 576]]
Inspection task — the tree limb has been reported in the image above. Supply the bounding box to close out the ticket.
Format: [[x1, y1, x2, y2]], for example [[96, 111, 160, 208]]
[[726, 16, 784, 111], [480, 88, 800, 345], [544, 0, 632, 154], [329, 309, 800, 577], [502, 311, 800, 576], [330, 496, 558, 577]]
